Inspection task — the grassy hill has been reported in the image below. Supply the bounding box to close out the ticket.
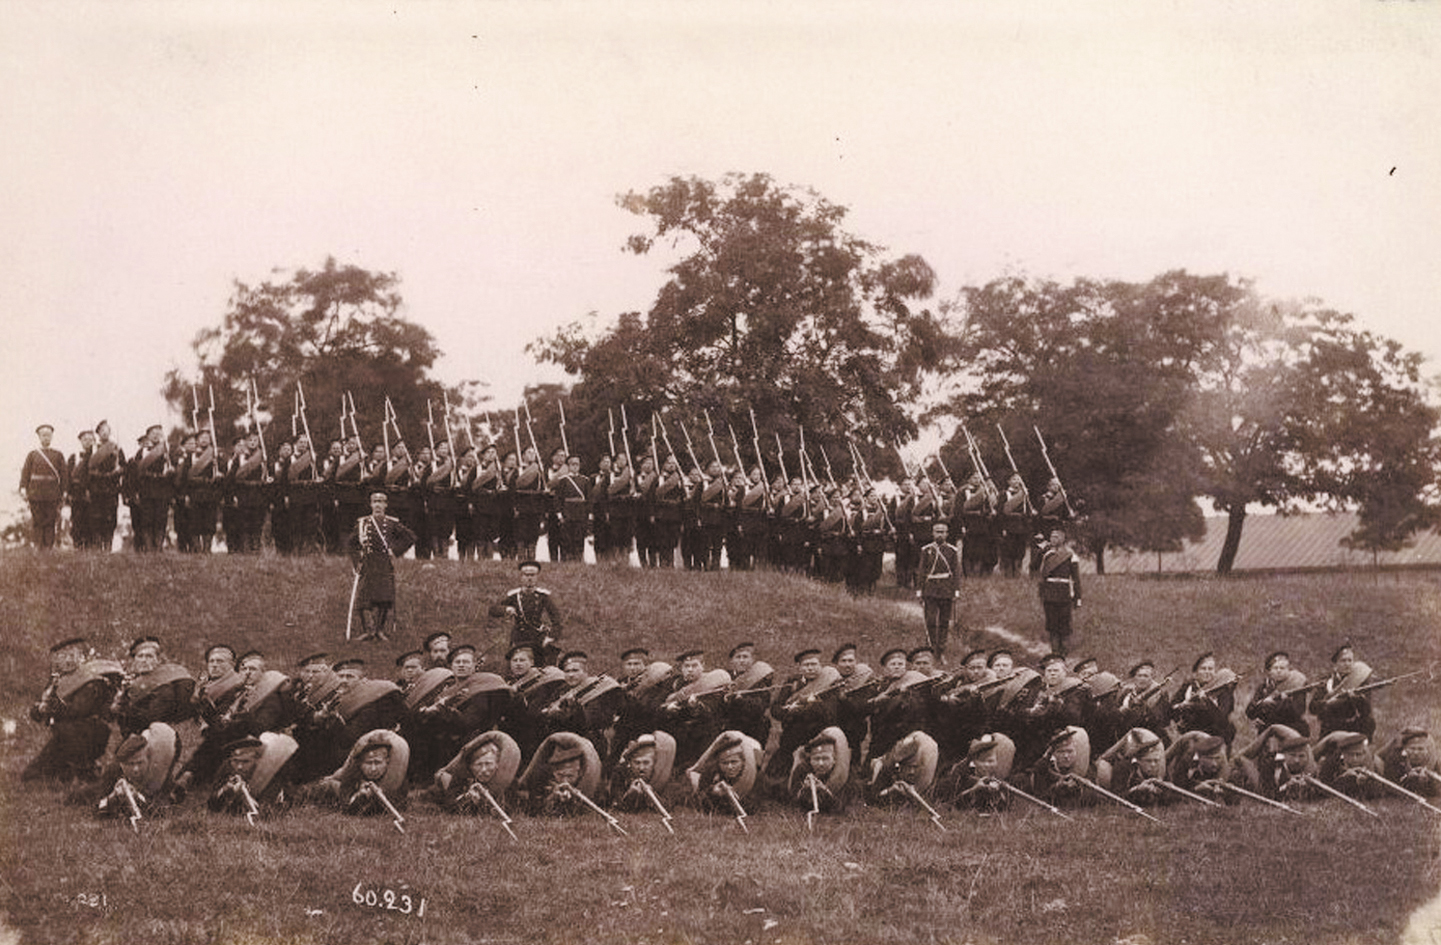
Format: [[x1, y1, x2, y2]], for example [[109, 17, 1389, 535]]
[[2, 553, 1439, 945]]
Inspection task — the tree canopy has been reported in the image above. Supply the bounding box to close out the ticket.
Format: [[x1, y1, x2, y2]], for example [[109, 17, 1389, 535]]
[[162, 257, 474, 452], [532, 173, 956, 470]]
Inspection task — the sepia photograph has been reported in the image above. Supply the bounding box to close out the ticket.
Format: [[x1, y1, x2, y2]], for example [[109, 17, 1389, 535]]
[[3, 2, 1440, 943]]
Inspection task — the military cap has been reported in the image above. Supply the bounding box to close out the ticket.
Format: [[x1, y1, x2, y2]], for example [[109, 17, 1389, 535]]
[[333, 658, 366, 672], [145, 424, 163, 435], [713, 731, 746, 754], [205, 644, 237, 662], [180, 431, 196, 444], [506, 643, 536, 661], [297, 652, 330, 667], [1115, 728, 1164, 760], [891, 731, 926, 762], [1047, 726, 1083, 752], [1330, 641, 1355, 663], [232, 435, 247, 448], [1191, 652, 1216, 673], [1330, 731, 1367, 752], [447, 644, 477, 664], [879, 647, 908, 665], [135, 435, 148, 445], [907, 646, 935, 663], [967, 733, 1003, 760], [518, 560, 542, 572], [728, 642, 756, 659], [115, 734, 150, 761], [1400, 726, 1431, 745], [1264, 651, 1290, 672], [1087, 672, 1121, 698], [988, 649, 1014, 668], [423, 632, 451, 649], [394, 650, 424, 667], [1128, 660, 1155, 678], [368, 490, 388, 501], [35, 424, 54, 435], [95, 419, 109, 430], [224, 736, 265, 754], [960, 649, 988, 667], [1191, 733, 1226, 755], [806, 730, 838, 751], [831, 643, 857, 663], [1073, 657, 1098, 674], [77, 430, 95, 440], [237, 650, 265, 666], [1276, 733, 1312, 752], [623, 734, 658, 761], [1039, 653, 1067, 669], [793, 648, 822, 664], [559, 651, 588, 669], [548, 741, 586, 766], [128, 637, 162, 657], [677, 649, 705, 663], [49, 637, 87, 653], [621, 647, 651, 661]]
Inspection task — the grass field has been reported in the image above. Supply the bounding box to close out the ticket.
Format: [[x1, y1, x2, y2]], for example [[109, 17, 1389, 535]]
[[2, 552, 1440, 945]]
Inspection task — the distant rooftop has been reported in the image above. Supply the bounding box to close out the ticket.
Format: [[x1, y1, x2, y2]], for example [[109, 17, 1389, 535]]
[[1097, 511, 1441, 575]]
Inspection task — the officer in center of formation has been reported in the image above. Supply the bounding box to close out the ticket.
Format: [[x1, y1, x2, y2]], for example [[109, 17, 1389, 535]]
[[489, 560, 564, 665]]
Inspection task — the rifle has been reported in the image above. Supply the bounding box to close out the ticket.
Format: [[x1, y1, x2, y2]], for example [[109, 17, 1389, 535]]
[[234, 776, 260, 827], [247, 377, 269, 467], [1300, 774, 1381, 817], [703, 410, 724, 469], [748, 407, 768, 486], [190, 386, 202, 436], [1033, 425, 1075, 517], [726, 421, 747, 479], [556, 783, 627, 835], [847, 435, 894, 532], [1070, 773, 1164, 824], [382, 397, 396, 472], [442, 391, 459, 486], [345, 391, 364, 457], [818, 442, 838, 490], [996, 424, 1032, 511], [117, 778, 145, 832], [716, 779, 749, 833], [364, 782, 406, 833], [650, 415, 662, 484], [806, 773, 821, 831], [886, 780, 946, 832], [1353, 768, 1441, 815], [657, 412, 681, 477], [774, 432, 790, 486], [607, 409, 617, 459], [296, 381, 316, 480], [468, 782, 518, 841], [638, 779, 675, 834], [990, 777, 1074, 820], [522, 400, 541, 462], [677, 415, 703, 476], [618, 405, 637, 493], [1129, 666, 1184, 708], [291, 389, 300, 439], [425, 400, 438, 458], [1217, 780, 1307, 815], [207, 387, 221, 479], [1149, 778, 1224, 808], [1326, 668, 1430, 702], [558, 401, 570, 458], [513, 408, 524, 468]]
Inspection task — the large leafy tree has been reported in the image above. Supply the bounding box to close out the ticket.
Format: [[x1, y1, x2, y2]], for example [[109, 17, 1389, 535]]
[[531, 173, 955, 472], [162, 257, 473, 453], [934, 271, 1225, 571], [1186, 300, 1440, 572]]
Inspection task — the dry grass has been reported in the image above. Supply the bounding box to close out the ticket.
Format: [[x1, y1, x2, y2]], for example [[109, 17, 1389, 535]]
[[2, 552, 1440, 945]]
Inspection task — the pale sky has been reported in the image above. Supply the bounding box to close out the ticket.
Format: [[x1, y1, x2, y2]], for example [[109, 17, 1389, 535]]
[[4, 0, 1439, 520]]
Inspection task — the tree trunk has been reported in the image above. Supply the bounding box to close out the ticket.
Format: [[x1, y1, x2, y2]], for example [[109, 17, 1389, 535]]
[[1094, 542, 1106, 575], [1215, 506, 1247, 575]]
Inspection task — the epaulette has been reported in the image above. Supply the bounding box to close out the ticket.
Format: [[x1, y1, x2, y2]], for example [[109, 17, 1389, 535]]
[[505, 587, 524, 597]]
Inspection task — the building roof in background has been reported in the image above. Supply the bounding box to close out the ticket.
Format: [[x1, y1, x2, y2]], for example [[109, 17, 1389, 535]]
[[1097, 512, 1441, 575]]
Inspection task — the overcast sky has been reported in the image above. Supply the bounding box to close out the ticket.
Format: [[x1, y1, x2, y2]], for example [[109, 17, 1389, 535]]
[[3, 0, 1439, 520]]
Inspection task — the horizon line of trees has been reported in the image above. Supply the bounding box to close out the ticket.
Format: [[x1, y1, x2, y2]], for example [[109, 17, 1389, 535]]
[[155, 173, 1440, 574]]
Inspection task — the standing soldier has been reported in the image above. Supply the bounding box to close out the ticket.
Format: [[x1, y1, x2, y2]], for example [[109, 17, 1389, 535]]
[[286, 435, 323, 554], [20, 424, 68, 551], [588, 455, 616, 561], [69, 429, 95, 550], [511, 445, 548, 562], [1031, 478, 1070, 573], [488, 560, 564, 665], [423, 441, 458, 559], [695, 458, 731, 571], [329, 436, 367, 556], [86, 420, 125, 552], [957, 472, 996, 577], [553, 454, 592, 562], [997, 473, 1033, 577], [467, 443, 505, 561], [731, 466, 769, 572], [179, 429, 222, 553], [132, 424, 173, 553], [346, 491, 418, 641], [892, 478, 918, 589], [1036, 527, 1082, 657], [606, 453, 639, 564], [917, 522, 962, 661]]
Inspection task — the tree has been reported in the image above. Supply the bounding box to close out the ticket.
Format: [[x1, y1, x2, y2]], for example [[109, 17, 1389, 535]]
[[1182, 298, 1439, 573], [531, 173, 955, 471], [934, 271, 1223, 571], [162, 257, 476, 453]]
